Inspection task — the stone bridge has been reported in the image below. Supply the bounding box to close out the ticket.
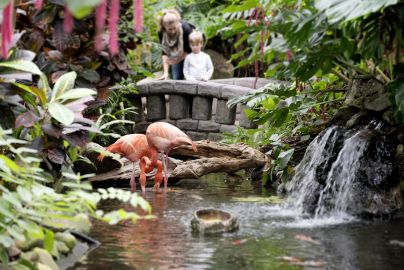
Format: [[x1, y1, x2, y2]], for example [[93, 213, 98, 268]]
[[131, 77, 275, 141]]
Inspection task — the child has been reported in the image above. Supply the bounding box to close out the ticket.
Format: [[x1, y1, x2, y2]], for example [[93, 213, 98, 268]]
[[183, 30, 214, 81]]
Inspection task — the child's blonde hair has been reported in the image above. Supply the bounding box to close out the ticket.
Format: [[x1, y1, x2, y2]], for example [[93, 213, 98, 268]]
[[158, 9, 181, 30], [189, 30, 204, 45]]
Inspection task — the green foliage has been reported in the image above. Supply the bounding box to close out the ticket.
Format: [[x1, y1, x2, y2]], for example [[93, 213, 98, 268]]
[[0, 127, 152, 268], [92, 77, 139, 146]]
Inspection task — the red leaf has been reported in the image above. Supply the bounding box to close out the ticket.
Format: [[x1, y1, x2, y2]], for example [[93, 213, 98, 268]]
[[15, 111, 40, 128]]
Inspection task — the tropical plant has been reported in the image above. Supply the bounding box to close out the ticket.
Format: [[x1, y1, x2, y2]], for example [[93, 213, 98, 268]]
[[0, 48, 100, 181], [0, 127, 152, 268]]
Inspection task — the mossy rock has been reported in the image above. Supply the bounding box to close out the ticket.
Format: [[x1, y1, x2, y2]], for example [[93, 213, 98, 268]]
[[55, 232, 77, 249]]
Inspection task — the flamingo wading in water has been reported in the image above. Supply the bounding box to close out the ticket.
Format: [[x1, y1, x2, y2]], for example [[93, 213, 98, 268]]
[[146, 122, 197, 192], [98, 134, 163, 193]]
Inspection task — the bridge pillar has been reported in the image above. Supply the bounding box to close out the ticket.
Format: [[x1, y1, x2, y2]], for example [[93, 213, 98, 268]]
[[169, 95, 191, 119], [192, 96, 212, 120], [215, 99, 236, 124], [146, 95, 166, 121], [239, 105, 258, 129]]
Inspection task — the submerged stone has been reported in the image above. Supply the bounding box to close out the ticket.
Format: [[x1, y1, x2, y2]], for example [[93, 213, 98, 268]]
[[191, 208, 238, 234]]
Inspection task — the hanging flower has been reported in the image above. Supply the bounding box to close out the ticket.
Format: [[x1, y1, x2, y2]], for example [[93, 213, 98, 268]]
[[134, 0, 143, 33], [95, 0, 107, 52], [108, 0, 120, 55], [1, 1, 14, 58], [64, 6, 74, 33], [35, 0, 43, 9]]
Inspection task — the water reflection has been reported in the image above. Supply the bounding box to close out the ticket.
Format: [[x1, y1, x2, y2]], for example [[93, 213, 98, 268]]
[[72, 174, 404, 270]]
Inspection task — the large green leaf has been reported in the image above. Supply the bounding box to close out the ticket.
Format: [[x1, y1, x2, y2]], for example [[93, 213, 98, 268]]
[[13, 82, 47, 106], [0, 60, 49, 96], [223, 0, 258, 13], [56, 88, 97, 102], [51, 71, 77, 102], [48, 103, 75, 126], [0, 60, 42, 75], [315, 0, 399, 23], [65, 0, 101, 19]]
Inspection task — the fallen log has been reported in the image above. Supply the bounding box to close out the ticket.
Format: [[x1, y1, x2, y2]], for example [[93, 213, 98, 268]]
[[89, 140, 269, 183]]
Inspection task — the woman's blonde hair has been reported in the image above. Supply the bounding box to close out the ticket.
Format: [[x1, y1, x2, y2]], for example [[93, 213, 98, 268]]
[[189, 30, 204, 44], [158, 9, 181, 30]]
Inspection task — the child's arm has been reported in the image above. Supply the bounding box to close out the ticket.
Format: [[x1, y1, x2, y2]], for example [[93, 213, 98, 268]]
[[203, 54, 214, 81]]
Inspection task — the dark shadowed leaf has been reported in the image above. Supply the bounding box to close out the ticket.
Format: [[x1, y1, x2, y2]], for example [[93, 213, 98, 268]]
[[42, 124, 63, 138], [15, 111, 40, 128], [47, 148, 65, 164]]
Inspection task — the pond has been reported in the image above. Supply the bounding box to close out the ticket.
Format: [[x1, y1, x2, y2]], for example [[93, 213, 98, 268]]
[[71, 173, 404, 270]]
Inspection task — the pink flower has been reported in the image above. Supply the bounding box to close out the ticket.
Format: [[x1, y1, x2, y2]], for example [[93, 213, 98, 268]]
[[64, 6, 74, 33], [35, 0, 43, 9], [1, 2, 14, 58], [95, 0, 107, 52], [108, 0, 120, 55], [134, 0, 143, 33]]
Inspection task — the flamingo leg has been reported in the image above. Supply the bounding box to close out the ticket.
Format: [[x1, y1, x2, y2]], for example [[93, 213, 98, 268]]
[[129, 162, 136, 192], [139, 157, 148, 194], [163, 153, 169, 192], [153, 160, 163, 192]]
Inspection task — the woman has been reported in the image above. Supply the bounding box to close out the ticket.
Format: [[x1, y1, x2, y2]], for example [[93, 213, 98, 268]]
[[157, 9, 195, 80]]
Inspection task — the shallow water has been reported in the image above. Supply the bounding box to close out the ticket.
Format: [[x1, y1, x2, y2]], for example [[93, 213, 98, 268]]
[[72, 174, 404, 270]]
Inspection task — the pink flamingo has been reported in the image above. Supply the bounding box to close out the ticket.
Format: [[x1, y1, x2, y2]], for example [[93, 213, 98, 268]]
[[146, 122, 197, 192], [98, 134, 163, 193]]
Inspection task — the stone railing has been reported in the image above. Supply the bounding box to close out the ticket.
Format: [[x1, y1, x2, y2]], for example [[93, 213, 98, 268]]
[[131, 77, 278, 141]]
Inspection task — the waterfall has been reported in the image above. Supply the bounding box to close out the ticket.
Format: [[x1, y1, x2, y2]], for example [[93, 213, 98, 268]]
[[285, 125, 376, 218], [285, 126, 343, 214], [314, 131, 368, 218]]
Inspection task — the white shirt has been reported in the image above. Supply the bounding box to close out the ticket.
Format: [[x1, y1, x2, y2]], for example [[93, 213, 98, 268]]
[[183, 52, 214, 81]]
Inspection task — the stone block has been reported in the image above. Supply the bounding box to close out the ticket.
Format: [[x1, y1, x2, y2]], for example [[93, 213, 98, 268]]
[[220, 124, 238, 133], [133, 121, 150, 133], [174, 81, 198, 95], [215, 99, 236, 125], [126, 96, 144, 122], [136, 78, 150, 95], [208, 133, 224, 142], [197, 81, 223, 98], [210, 78, 234, 85], [198, 120, 221, 132], [221, 85, 251, 100], [160, 119, 177, 126], [146, 95, 166, 121], [177, 119, 198, 131], [147, 81, 175, 95], [192, 96, 213, 120], [187, 131, 208, 141], [239, 105, 258, 129], [169, 94, 191, 120]]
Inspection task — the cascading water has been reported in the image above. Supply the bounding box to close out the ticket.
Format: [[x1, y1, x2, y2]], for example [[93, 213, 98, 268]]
[[283, 120, 398, 224], [314, 131, 368, 218]]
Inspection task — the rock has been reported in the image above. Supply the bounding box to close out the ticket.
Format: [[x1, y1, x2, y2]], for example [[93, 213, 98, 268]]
[[344, 77, 390, 112], [55, 232, 77, 249], [33, 248, 60, 270], [205, 49, 234, 79], [56, 241, 70, 255]]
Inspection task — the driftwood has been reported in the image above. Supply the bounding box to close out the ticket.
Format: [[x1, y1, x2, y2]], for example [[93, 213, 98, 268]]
[[89, 140, 269, 183]]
